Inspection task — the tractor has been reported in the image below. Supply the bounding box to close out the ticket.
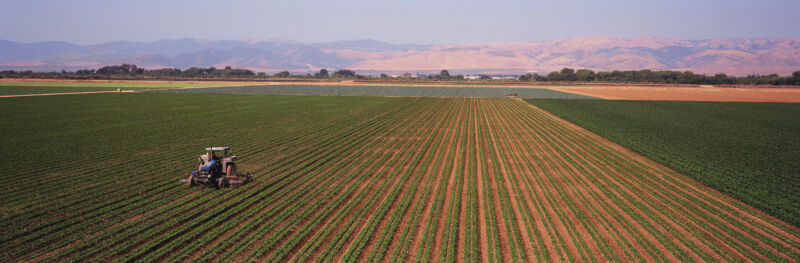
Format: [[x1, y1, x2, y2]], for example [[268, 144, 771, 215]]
[[182, 147, 251, 188]]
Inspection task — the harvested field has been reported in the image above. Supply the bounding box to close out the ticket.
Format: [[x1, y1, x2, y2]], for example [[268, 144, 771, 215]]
[[1, 94, 798, 262], [548, 85, 800, 102]]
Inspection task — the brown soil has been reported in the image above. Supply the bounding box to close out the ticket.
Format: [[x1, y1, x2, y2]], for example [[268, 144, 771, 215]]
[[549, 85, 800, 102]]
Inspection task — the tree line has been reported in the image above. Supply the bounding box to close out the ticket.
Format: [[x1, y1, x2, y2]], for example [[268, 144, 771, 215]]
[[0, 64, 369, 80], [518, 68, 800, 85], [2, 64, 799, 85]]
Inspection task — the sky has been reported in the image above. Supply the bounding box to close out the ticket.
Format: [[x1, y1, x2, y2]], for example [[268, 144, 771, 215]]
[[1, 0, 799, 45]]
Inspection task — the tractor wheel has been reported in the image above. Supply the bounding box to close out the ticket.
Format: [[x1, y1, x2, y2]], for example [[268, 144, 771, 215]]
[[226, 163, 237, 177], [187, 175, 194, 187]]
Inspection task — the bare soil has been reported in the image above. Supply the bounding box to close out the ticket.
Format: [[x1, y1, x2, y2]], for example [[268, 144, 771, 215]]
[[549, 85, 800, 102]]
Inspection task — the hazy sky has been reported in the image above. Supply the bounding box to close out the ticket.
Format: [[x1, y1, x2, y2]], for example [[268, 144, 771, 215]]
[[2, 0, 798, 45]]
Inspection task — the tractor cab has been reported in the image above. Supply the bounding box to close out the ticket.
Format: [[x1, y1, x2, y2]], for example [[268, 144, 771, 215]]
[[183, 147, 251, 188]]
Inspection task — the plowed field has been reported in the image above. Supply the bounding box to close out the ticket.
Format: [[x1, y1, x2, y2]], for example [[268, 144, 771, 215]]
[[1, 94, 798, 262]]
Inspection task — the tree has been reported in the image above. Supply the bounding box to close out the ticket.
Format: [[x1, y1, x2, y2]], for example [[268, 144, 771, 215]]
[[379, 73, 389, 79], [274, 71, 291, 78], [440, 69, 450, 79], [576, 69, 595, 82], [518, 73, 533, 82], [560, 68, 577, 81], [332, 69, 357, 78], [790, 71, 800, 85], [547, 71, 561, 81], [315, 68, 329, 78]]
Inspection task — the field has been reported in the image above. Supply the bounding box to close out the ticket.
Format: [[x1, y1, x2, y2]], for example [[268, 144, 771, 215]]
[[1, 93, 798, 262], [0, 81, 248, 96], [528, 99, 800, 227], [152, 85, 596, 98], [546, 85, 800, 102]]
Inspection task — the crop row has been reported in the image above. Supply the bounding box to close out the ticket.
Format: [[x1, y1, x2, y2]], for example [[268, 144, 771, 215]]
[[2, 94, 798, 262]]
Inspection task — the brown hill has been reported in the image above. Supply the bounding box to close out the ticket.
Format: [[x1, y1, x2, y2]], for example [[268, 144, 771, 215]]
[[347, 37, 800, 75]]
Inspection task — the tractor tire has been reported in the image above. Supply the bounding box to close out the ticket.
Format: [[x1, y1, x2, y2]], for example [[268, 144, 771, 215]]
[[187, 175, 194, 187], [218, 177, 226, 189]]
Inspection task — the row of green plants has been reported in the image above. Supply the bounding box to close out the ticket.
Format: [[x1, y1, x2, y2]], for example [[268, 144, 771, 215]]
[[513, 99, 800, 261], [4, 95, 799, 262], [528, 99, 800, 227]]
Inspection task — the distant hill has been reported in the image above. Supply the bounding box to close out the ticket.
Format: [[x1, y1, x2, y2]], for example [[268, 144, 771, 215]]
[[1, 37, 798, 76]]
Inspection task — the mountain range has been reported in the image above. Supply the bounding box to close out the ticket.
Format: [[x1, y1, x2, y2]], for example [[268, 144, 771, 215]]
[[1, 37, 798, 76]]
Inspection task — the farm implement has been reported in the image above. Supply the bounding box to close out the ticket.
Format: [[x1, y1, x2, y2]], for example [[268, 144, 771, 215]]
[[182, 147, 251, 188]]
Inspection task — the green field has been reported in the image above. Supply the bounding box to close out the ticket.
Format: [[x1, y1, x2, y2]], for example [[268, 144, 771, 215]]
[[2, 93, 797, 262], [528, 99, 800, 226], [0, 86, 135, 95], [0, 81, 239, 88], [0, 82, 243, 96]]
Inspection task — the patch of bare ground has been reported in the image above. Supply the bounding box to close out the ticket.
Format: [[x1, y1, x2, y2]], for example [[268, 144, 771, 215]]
[[549, 85, 800, 102]]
